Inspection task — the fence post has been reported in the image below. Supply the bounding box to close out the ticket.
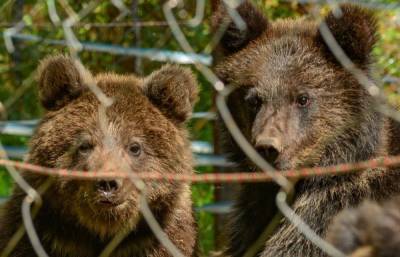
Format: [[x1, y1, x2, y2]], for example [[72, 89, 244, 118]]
[[132, 0, 142, 75], [212, 92, 238, 250]]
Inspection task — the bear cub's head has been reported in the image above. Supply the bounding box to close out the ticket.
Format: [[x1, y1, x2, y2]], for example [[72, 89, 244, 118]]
[[213, 2, 379, 170], [28, 55, 198, 238]]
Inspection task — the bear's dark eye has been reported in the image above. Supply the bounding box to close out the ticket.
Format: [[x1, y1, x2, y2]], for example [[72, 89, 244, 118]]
[[245, 94, 263, 112], [128, 143, 142, 157], [296, 94, 311, 108], [77, 141, 94, 154]]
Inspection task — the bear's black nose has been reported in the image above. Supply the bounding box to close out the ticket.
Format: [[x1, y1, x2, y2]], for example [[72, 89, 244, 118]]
[[255, 138, 281, 165], [96, 180, 120, 193], [257, 145, 279, 164]]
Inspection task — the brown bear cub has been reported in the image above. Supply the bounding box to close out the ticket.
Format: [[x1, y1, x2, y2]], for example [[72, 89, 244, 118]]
[[327, 196, 400, 257], [212, 1, 400, 257], [0, 55, 198, 257]]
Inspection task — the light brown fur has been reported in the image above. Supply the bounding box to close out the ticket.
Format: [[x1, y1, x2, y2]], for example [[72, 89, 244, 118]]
[[327, 196, 400, 257], [0, 55, 198, 257], [211, 1, 400, 256]]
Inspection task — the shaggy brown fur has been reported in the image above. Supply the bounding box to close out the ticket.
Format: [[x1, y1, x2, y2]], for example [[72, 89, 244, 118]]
[[212, 1, 400, 256], [0, 55, 198, 257], [326, 196, 400, 257]]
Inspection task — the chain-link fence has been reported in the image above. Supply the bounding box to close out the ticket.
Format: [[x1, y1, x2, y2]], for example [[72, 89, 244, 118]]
[[0, 0, 399, 257]]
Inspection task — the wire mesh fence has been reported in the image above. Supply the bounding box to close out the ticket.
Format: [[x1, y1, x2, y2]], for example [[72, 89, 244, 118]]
[[0, 0, 399, 257]]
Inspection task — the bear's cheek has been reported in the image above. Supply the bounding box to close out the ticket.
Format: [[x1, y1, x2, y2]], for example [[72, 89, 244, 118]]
[[283, 112, 345, 168]]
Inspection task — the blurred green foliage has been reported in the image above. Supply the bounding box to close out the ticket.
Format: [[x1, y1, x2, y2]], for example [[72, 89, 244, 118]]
[[0, 0, 399, 255]]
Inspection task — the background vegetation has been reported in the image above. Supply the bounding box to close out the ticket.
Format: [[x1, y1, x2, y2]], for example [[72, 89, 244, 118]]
[[0, 0, 399, 255]]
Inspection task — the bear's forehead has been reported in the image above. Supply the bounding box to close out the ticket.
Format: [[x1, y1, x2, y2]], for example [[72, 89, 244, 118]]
[[216, 28, 341, 101], [42, 75, 169, 134], [216, 19, 330, 88], [94, 74, 143, 97], [258, 42, 329, 91], [39, 96, 175, 149], [80, 93, 160, 123], [268, 19, 317, 38], [255, 20, 324, 73], [221, 40, 329, 94]]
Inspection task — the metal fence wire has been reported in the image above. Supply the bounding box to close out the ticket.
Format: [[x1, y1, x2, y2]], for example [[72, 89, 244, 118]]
[[0, 0, 399, 257]]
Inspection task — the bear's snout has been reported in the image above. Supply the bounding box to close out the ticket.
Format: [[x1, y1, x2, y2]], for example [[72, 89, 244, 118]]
[[255, 138, 281, 165], [96, 179, 121, 193], [93, 179, 126, 206]]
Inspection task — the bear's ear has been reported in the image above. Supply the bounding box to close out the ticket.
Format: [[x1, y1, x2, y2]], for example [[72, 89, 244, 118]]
[[37, 55, 87, 110], [211, 0, 268, 56], [143, 65, 198, 125], [318, 4, 377, 66]]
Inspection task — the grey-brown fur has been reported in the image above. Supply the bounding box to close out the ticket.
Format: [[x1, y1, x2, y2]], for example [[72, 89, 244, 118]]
[[326, 196, 400, 257], [212, 1, 400, 256], [0, 55, 198, 257]]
